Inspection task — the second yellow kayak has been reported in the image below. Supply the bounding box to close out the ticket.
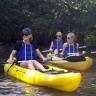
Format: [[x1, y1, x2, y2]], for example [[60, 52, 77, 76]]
[[48, 56, 93, 71]]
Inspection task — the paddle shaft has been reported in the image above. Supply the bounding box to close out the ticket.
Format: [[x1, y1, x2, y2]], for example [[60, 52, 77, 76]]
[[86, 51, 96, 54], [0, 50, 96, 65], [42, 45, 96, 53], [0, 51, 95, 73], [0, 61, 25, 65], [0, 49, 96, 65], [42, 47, 85, 53]]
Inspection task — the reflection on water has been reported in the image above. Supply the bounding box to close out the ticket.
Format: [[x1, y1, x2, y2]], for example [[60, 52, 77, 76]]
[[0, 74, 79, 96], [0, 46, 96, 96]]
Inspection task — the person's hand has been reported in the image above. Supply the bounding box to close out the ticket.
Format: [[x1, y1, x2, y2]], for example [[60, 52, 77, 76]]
[[82, 51, 86, 55], [42, 58, 47, 62], [47, 53, 53, 60], [60, 52, 63, 57], [50, 49, 53, 52], [9, 59, 14, 64]]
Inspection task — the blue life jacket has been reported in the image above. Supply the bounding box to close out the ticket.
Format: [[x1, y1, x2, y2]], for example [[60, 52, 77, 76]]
[[52, 40, 63, 50], [16, 42, 36, 61], [64, 43, 78, 57]]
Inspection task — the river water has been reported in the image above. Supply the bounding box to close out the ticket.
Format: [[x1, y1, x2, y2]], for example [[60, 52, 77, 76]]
[[0, 46, 96, 96]]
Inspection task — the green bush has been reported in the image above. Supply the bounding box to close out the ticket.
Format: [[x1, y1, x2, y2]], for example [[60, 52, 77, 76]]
[[84, 31, 96, 46]]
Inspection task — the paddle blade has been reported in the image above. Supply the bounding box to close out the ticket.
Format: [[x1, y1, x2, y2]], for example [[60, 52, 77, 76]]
[[0, 64, 4, 73], [65, 56, 86, 62]]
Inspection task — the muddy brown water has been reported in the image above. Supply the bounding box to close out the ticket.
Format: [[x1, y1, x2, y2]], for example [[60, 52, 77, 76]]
[[0, 46, 96, 96]]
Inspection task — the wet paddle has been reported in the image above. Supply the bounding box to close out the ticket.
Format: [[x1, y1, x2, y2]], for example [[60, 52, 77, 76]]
[[0, 61, 27, 73], [42, 49, 61, 53], [42, 45, 96, 53], [0, 50, 95, 73], [0, 50, 95, 65], [47, 51, 96, 62], [86, 51, 96, 54], [0, 61, 25, 65], [65, 55, 86, 62]]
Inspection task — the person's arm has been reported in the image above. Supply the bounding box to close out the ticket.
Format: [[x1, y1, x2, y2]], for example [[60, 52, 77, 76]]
[[76, 43, 86, 55], [36, 49, 47, 62], [49, 41, 53, 51], [9, 50, 17, 63], [62, 43, 67, 53], [9, 41, 21, 63], [32, 41, 47, 62], [60, 43, 67, 57]]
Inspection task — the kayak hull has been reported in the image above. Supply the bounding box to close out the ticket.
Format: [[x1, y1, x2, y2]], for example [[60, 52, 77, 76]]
[[48, 56, 93, 71], [4, 64, 82, 92]]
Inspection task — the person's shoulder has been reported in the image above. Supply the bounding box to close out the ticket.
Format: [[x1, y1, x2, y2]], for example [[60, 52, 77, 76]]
[[14, 40, 22, 51], [75, 43, 79, 46], [30, 40, 38, 49], [64, 42, 68, 45], [63, 42, 68, 47], [76, 43, 79, 47], [76, 43, 79, 45]]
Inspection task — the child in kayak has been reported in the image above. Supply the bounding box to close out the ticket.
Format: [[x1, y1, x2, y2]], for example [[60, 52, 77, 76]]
[[61, 33, 85, 57], [49, 32, 63, 56], [9, 28, 46, 71]]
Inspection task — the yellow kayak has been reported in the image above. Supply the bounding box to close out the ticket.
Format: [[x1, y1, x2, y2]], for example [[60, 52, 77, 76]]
[[48, 56, 93, 71], [4, 63, 82, 92]]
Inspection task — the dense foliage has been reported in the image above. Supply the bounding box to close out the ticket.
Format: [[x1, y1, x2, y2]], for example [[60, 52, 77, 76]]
[[85, 30, 96, 46], [0, 0, 96, 46]]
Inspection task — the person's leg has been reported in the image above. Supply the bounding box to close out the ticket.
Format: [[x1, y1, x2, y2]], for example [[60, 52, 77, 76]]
[[20, 61, 35, 70], [27, 60, 35, 70], [20, 61, 28, 69], [32, 60, 45, 71]]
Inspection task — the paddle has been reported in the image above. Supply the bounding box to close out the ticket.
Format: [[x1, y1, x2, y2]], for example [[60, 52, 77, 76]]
[[47, 51, 96, 62], [65, 55, 86, 62], [42, 49, 61, 53], [86, 51, 96, 54], [0, 61, 27, 73], [0, 62, 11, 73], [0, 50, 95, 73], [0, 60, 73, 74], [0, 61, 26, 65], [42, 45, 96, 53], [0, 55, 85, 66], [0, 50, 95, 65], [79, 45, 96, 49]]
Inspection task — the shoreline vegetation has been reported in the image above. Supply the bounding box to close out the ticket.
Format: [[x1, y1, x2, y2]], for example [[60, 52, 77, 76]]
[[0, 0, 96, 46]]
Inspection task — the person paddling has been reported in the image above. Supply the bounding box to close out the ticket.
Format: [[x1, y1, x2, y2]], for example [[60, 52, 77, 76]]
[[49, 32, 63, 56], [61, 33, 85, 57], [9, 28, 46, 71]]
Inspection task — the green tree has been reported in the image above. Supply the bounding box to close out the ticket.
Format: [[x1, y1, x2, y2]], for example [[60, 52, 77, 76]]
[[0, 0, 96, 46]]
